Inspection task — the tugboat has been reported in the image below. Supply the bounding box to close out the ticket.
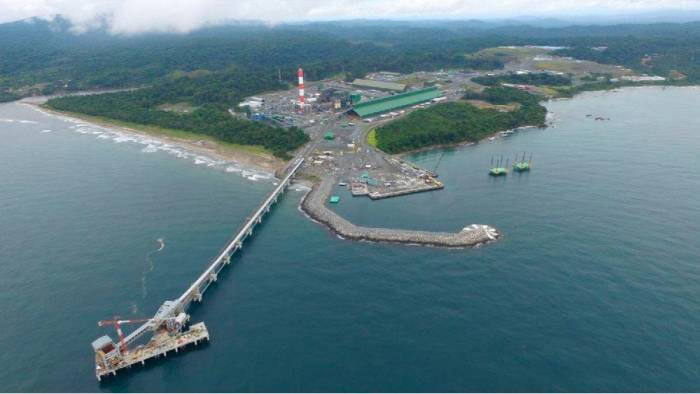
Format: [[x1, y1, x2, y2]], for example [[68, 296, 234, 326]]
[[489, 155, 509, 176], [512, 152, 532, 172]]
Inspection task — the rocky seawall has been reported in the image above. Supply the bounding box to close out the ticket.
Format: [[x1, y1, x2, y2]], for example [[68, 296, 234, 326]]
[[300, 177, 500, 248]]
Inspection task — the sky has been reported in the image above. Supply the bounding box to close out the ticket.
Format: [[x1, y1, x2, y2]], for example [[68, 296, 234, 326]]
[[1, 0, 699, 34]]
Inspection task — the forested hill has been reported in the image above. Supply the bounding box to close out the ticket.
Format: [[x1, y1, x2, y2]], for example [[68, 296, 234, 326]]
[[374, 87, 547, 154], [3, 18, 700, 97], [44, 70, 310, 158], [5, 18, 700, 156]]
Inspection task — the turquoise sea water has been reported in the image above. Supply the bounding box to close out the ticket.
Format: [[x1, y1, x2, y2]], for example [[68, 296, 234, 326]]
[[1, 87, 699, 392]]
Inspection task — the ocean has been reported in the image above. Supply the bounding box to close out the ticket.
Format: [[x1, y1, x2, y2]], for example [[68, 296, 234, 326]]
[[1, 87, 699, 392]]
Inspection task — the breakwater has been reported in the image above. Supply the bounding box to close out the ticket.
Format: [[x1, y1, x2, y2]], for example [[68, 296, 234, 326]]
[[301, 177, 499, 248]]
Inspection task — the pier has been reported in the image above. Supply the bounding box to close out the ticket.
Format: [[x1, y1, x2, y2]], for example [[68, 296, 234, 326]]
[[92, 158, 305, 381], [301, 177, 499, 248]]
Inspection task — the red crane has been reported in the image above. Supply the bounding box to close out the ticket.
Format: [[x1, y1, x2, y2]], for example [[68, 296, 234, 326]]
[[98, 316, 151, 354]]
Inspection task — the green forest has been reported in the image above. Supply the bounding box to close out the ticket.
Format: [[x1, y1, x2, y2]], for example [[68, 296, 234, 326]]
[[4, 18, 700, 156], [45, 70, 309, 158], [374, 87, 546, 153], [3, 18, 700, 95]]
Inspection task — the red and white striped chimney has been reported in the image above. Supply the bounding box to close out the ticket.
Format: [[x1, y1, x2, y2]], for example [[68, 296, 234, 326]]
[[297, 67, 305, 109]]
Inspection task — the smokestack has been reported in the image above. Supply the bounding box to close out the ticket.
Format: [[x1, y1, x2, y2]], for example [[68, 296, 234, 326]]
[[298, 67, 305, 110]]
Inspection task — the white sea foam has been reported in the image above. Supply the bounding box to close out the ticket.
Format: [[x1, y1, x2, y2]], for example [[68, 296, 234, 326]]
[[27, 104, 276, 184], [246, 172, 273, 181], [112, 135, 136, 143], [40, 129, 53, 133], [292, 184, 311, 192], [18, 120, 38, 124], [141, 144, 158, 153], [0, 118, 14, 123]]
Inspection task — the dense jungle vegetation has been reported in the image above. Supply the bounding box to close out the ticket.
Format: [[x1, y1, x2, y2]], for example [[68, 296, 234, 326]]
[[2, 18, 699, 155], [374, 87, 546, 153]]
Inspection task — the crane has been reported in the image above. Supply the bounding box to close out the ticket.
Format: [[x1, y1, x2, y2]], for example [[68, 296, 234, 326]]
[[98, 317, 152, 354]]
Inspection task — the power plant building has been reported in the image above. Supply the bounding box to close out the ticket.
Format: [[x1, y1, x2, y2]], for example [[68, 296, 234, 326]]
[[350, 87, 442, 118], [351, 79, 407, 92]]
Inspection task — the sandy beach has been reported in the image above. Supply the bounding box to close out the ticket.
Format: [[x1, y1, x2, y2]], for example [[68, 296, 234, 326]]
[[22, 96, 286, 176]]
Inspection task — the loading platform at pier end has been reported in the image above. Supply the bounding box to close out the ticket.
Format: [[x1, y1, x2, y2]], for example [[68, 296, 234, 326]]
[[91, 158, 305, 381]]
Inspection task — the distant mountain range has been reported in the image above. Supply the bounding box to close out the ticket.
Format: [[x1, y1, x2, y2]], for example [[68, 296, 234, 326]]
[[3, 9, 700, 36]]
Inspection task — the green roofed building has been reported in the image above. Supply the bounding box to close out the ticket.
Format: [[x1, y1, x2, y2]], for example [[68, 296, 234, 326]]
[[350, 87, 442, 118], [352, 78, 407, 92]]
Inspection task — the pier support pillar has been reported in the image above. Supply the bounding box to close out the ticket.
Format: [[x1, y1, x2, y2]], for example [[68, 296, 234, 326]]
[[210, 273, 218, 282], [223, 255, 231, 265], [193, 291, 203, 302]]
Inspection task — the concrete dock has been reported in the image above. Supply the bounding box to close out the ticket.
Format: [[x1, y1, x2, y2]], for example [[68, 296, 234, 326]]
[[367, 179, 444, 199], [95, 323, 209, 381], [301, 177, 499, 248]]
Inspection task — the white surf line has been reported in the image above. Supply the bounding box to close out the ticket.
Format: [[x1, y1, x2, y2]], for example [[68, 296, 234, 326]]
[[26, 103, 277, 183]]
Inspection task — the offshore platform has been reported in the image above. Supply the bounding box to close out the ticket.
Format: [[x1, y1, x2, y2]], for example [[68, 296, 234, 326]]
[[512, 152, 532, 172], [489, 155, 509, 176], [91, 158, 305, 381]]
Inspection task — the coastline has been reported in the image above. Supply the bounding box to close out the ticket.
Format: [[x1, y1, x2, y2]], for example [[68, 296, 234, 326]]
[[391, 83, 698, 160], [26, 100, 286, 175], [395, 124, 543, 159]]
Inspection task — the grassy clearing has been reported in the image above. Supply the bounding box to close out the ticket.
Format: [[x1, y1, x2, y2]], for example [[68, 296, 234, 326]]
[[169, 69, 214, 79], [470, 46, 547, 63], [534, 60, 579, 73], [157, 102, 198, 113], [539, 86, 561, 98], [465, 100, 519, 112], [367, 129, 378, 148]]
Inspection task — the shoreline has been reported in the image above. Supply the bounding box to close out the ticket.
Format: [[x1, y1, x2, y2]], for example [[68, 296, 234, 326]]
[[300, 176, 499, 248], [26, 100, 286, 176], [396, 124, 544, 159], [392, 84, 698, 160]]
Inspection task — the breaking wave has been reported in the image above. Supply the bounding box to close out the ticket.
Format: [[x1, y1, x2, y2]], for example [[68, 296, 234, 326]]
[[28, 104, 276, 184]]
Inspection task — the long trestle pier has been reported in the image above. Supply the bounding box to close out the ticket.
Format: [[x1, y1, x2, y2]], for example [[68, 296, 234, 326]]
[[92, 158, 305, 381]]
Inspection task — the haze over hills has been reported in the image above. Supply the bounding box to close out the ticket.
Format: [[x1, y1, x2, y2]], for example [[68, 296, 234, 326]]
[[2, 13, 700, 156]]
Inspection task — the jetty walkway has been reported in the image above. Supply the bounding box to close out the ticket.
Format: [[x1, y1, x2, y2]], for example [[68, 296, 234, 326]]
[[92, 158, 304, 380]]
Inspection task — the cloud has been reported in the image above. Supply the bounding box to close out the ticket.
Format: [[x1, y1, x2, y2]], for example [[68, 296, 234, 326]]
[[1, 0, 699, 34]]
